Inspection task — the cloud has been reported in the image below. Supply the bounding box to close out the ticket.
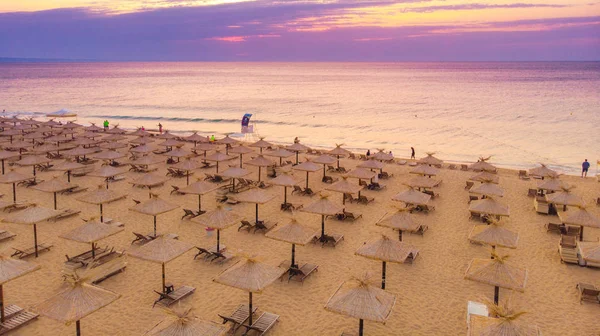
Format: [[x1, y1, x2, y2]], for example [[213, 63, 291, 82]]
[[401, 3, 570, 13]]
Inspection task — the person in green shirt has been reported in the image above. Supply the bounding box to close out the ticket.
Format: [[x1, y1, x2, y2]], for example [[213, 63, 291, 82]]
[[103, 120, 109, 131], [210, 135, 215, 142]]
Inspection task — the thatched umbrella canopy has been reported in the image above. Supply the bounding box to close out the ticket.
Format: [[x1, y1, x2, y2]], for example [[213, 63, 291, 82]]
[[157, 131, 177, 140], [71, 137, 98, 147], [130, 144, 157, 155], [78, 185, 126, 222], [355, 235, 414, 289], [220, 167, 251, 192], [84, 123, 103, 132], [32, 176, 78, 209], [325, 275, 396, 336], [325, 177, 363, 204], [244, 155, 274, 181], [88, 166, 127, 189], [129, 128, 151, 137], [469, 172, 500, 184], [228, 145, 254, 168], [128, 236, 194, 293], [100, 141, 127, 150], [537, 178, 568, 194], [559, 206, 600, 241], [269, 173, 302, 206], [235, 188, 275, 224], [376, 208, 421, 241], [195, 143, 217, 162], [93, 150, 125, 162], [204, 151, 233, 174], [62, 147, 97, 161], [0, 170, 32, 202], [129, 155, 163, 166], [286, 142, 310, 164], [130, 195, 179, 237], [15, 155, 51, 176], [470, 183, 505, 198], [469, 221, 519, 252], [0, 151, 20, 174], [145, 307, 227, 336], [2, 206, 63, 257], [34, 276, 120, 335], [358, 159, 385, 170], [326, 144, 351, 169], [106, 126, 127, 134], [29, 144, 61, 155], [265, 148, 294, 167], [52, 160, 86, 182], [302, 194, 343, 241], [392, 187, 431, 207], [215, 135, 238, 152], [464, 254, 527, 304], [410, 164, 439, 178], [528, 164, 558, 180], [579, 242, 600, 264], [545, 186, 584, 211], [60, 220, 124, 257], [469, 198, 510, 218], [101, 134, 127, 142], [130, 136, 155, 145], [292, 160, 320, 189], [213, 258, 285, 326], [407, 176, 440, 190], [469, 156, 497, 173], [417, 152, 443, 166], [468, 300, 541, 336], [346, 168, 377, 186], [159, 139, 184, 150], [179, 180, 219, 213], [193, 205, 241, 252], [372, 150, 393, 162], [0, 255, 40, 322], [162, 147, 190, 163], [183, 132, 207, 147], [266, 218, 318, 269], [249, 138, 273, 154], [171, 159, 201, 185], [312, 154, 337, 179], [130, 173, 169, 198]]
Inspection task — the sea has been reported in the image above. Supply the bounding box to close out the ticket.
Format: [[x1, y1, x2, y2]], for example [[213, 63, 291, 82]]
[[0, 62, 598, 175]]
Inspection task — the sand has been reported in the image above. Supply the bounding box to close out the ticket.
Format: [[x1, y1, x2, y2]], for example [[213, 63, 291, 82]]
[[0, 141, 598, 336]]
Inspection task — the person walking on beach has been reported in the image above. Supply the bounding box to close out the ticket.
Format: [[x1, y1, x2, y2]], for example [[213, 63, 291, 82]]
[[411, 147, 415, 159], [582, 159, 590, 177], [366, 149, 371, 158], [158, 123, 163, 134], [103, 120, 109, 131]]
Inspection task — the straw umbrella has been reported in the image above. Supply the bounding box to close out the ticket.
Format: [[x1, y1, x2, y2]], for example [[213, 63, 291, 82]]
[[469, 156, 497, 173], [62, 146, 96, 162], [130, 144, 157, 155], [78, 186, 126, 222], [327, 144, 351, 169], [579, 243, 600, 265], [357, 159, 385, 173], [372, 149, 393, 162], [346, 168, 377, 186], [213, 258, 285, 326], [0, 151, 19, 174], [228, 145, 254, 168], [52, 160, 86, 182], [392, 186, 431, 207], [269, 173, 302, 206], [469, 219, 519, 257], [469, 198, 510, 219], [159, 139, 184, 152], [0, 255, 40, 323], [470, 182, 504, 198], [100, 141, 127, 150], [220, 167, 251, 192], [193, 205, 241, 252], [2, 206, 62, 257], [376, 208, 421, 241], [34, 276, 120, 336], [171, 159, 200, 185], [216, 135, 238, 154], [312, 154, 337, 179], [325, 177, 363, 205], [179, 180, 219, 214], [302, 194, 344, 242], [85, 123, 103, 132], [286, 142, 309, 165], [184, 132, 207, 147], [163, 147, 190, 163], [545, 186, 584, 211], [130, 173, 170, 198], [356, 235, 414, 289], [469, 171, 500, 184], [0, 170, 32, 202], [195, 143, 216, 163], [559, 206, 600, 241], [409, 164, 439, 178], [130, 136, 155, 145], [88, 166, 127, 189], [537, 177, 568, 195], [145, 307, 227, 336], [468, 300, 541, 336], [127, 236, 194, 294], [93, 150, 125, 165], [235, 189, 275, 224], [266, 217, 319, 271], [249, 138, 273, 154], [528, 163, 558, 180], [130, 195, 179, 237], [157, 131, 177, 139], [325, 275, 396, 336], [15, 155, 51, 176], [407, 175, 440, 191], [464, 253, 527, 304], [418, 152, 443, 166], [245, 155, 274, 182], [32, 176, 78, 209], [129, 154, 163, 167], [205, 151, 233, 174], [106, 126, 127, 134], [60, 220, 124, 258], [292, 160, 320, 189], [265, 148, 294, 167]]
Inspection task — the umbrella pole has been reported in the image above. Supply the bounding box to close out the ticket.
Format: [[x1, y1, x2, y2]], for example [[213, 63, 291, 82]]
[[232, 179, 236, 193], [1, 159, 4, 174], [53, 192, 57, 210], [323, 165, 326, 178], [32, 166, 35, 176], [255, 204, 259, 224], [216, 229, 220, 252], [91, 242, 96, 258], [240, 154, 243, 168], [381, 261, 386, 289], [198, 195, 202, 213], [100, 204, 103, 222], [283, 187, 287, 205], [12, 183, 16, 203], [279, 158, 282, 166], [249, 292, 253, 326], [216, 162, 219, 174], [258, 167, 261, 182], [491, 246, 495, 259], [494, 286, 499, 305], [580, 226, 584, 241], [295, 152, 299, 165], [359, 319, 364, 336], [76, 320, 81, 336], [67, 170, 71, 183], [306, 172, 309, 189], [0, 284, 4, 323], [337, 155, 340, 169], [162, 263, 166, 294], [320, 215, 325, 240], [34, 224, 38, 258], [342, 194, 345, 205], [153, 216, 157, 237], [291, 244, 296, 267], [398, 230, 402, 242], [186, 172, 189, 185], [106, 178, 109, 189]]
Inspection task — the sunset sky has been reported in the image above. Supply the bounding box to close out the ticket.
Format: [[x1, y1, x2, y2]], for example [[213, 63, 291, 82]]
[[0, 0, 598, 61]]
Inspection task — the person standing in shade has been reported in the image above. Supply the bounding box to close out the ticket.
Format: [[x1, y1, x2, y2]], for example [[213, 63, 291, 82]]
[[581, 159, 590, 177], [411, 147, 415, 159], [103, 120, 109, 131]]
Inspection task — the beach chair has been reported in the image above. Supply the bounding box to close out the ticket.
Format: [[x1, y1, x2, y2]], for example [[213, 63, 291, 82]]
[[357, 195, 374, 205], [219, 304, 258, 334], [0, 230, 16, 242], [527, 189, 538, 197], [11, 243, 53, 259], [405, 249, 419, 264], [343, 211, 362, 221], [181, 209, 200, 220], [337, 167, 347, 174], [131, 232, 155, 245], [303, 187, 314, 196], [241, 312, 279, 336], [153, 286, 195, 307], [316, 233, 344, 247], [565, 225, 581, 237], [322, 176, 335, 184], [460, 164, 469, 171], [576, 283, 600, 304], [519, 170, 530, 180], [559, 235, 577, 248], [327, 165, 336, 172], [210, 251, 235, 264], [597, 197, 600, 206], [61, 186, 89, 195], [2, 202, 34, 213], [416, 204, 434, 213], [35, 163, 53, 172], [238, 220, 255, 232], [194, 247, 214, 260], [422, 190, 438, 199], [49, 209, 81, 221], [448, 164, 456, 170], [253, 221, 277, 234], [378, 172, 392, 179], [545, 222, 565, 234], [465, 181, 474, 191], [72, 167, 94, 176], [0, 305, 39, 334], [413, 225, 428, 236], [170, 185, 184, 195], [343, 193, 357, 203], [368, 182, 386, 191], [468, 195, 479, 204]]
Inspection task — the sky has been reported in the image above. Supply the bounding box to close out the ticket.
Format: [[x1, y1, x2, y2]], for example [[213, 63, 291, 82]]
[[0, 0, 599, 61]]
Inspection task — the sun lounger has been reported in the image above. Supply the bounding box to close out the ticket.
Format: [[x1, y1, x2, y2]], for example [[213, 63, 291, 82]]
[[49, 209, 81, 221], [241, 312, 279, 336], [357, 195, 374, 205], [327, 165, 336, 172], [414, 204, 434, 213], [291, 185, 303, 195], [181, 209, 201, 220], [447, 164, 456, 170], [460, 164, 468, 171], [60, 186, 89, 195], [209, 251, 235, 264], [0, 304, 39, 335], [71, 167, 94, 176], [313, 233, 344, 247], [252, 221, 277, 234], [596, 197, 600, 206], [18, 178, 43, 188], [422, 190, 438, 198], [379, 172, 393, 179], [280, 203, 303, 212], [519, 170, 530, 180], [131, 232, 156, 245], [576, 283, 600, 304], [343, 211, 362, 221], [322, 176, 337, 184], [367, 182, 386, 191], [546, 222, 565, 234], [468, 195, 479, 204], [405, 249, 419, 264], [0, 201, 33, 212], [11, 243, 53, 259], [465, 181, 474, 191], [219, 304, 258, 334], [412, 225, 428, 236], [0, 230, 16, 242], [238, 220, 254, 232], [153, 286, 195, 307]]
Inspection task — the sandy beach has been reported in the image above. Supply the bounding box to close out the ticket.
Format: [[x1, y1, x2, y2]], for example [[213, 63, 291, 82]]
[[0, 132, 598, 336]]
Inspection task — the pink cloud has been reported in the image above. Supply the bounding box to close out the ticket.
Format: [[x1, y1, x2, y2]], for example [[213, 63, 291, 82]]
[[354, 37, 394, 41], [205, 34, 281, 42]]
